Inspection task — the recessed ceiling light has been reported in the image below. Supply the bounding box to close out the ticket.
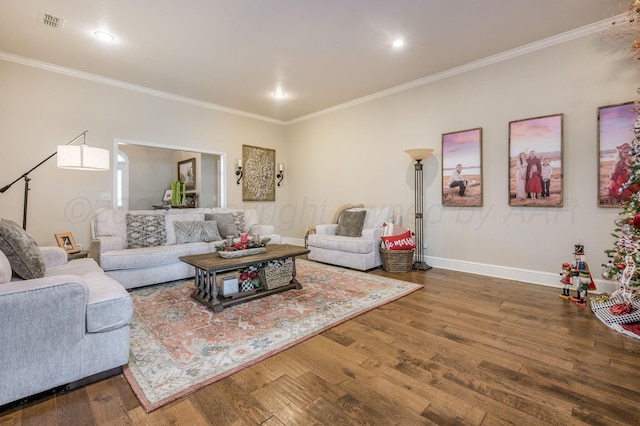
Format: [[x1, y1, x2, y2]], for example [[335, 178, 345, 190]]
[[94, 31, 115, 42], [392, 38, 404, 48], [272, 91, 286, 99]]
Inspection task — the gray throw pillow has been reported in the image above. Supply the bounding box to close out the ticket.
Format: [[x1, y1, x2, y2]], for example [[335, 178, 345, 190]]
[[232, 211, 246, 233], [174, 221, 222, 244], [0, 219, 46, 279], [126, 214, 167, 248], [205, 213, 239, 237], [335, 210, 367, 237]]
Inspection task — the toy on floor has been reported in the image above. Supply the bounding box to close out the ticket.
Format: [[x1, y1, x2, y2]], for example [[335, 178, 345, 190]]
[[561, 244, 596, 306], [559, 262, 572, 299]]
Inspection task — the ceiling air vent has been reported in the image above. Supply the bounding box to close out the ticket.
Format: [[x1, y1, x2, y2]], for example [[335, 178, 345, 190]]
[[37, 11, 65, 30]]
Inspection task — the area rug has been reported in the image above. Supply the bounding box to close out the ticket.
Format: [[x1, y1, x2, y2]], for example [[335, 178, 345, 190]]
[[123, 259, 422, 412]]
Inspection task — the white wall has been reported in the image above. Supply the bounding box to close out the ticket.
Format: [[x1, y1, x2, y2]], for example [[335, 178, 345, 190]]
[[0, 60, 286, 248], [1, 30, 637, 292], [285, 33, 639, 291]]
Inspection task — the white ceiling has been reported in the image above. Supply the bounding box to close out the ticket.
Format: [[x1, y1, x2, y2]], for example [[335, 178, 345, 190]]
[[0, 0, 627, 123]]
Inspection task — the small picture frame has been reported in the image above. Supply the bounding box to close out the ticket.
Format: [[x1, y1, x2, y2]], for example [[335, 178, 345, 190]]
[[162, 189, 172, 202], [442, 127, 483, 207], [178, 158, 196, 191], [55, 232, 78, 254]]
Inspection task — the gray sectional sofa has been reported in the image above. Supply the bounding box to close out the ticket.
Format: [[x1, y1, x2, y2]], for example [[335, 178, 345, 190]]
[[89, 207, 281, 289], [0, 219, 133, 407]]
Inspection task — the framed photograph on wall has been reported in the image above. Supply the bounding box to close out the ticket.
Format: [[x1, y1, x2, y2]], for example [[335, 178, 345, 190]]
[[442, 127, 482, 207], [177, 158, 196, 191], [242, 144, 276, 201], [55, 232, 78, 254], [509, 114, 563, 207], [598, 101, 637, 207]]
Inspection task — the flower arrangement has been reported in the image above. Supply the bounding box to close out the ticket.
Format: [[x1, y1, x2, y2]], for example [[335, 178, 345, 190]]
[[215, 237, 271, 252], [239, 265, 260, 290]]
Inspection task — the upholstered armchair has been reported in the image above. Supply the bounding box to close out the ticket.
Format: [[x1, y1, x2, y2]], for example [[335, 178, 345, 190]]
[[307, 207, 394, 270]]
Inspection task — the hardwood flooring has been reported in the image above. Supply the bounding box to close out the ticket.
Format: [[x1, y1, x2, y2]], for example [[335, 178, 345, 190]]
[[2, 266, 640, 425]]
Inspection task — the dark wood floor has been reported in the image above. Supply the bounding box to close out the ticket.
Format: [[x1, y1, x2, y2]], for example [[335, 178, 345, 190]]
[[2, 266, 640, 425]]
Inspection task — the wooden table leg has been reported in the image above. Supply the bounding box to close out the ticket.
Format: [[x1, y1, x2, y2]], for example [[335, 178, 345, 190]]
[[291, 257, 302, 289]]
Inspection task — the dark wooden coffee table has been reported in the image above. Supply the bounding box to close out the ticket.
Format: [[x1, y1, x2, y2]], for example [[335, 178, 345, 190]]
[[179, 244, 310, 312]]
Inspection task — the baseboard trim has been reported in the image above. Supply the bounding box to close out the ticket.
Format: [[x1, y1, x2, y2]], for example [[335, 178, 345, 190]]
[[426, 256, 617, 294], [284, 237, 618, 294]]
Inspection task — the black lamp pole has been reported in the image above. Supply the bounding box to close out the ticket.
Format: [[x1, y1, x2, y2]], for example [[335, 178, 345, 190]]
[[0, 131, 88, 230], [412, 158, 431, 270]]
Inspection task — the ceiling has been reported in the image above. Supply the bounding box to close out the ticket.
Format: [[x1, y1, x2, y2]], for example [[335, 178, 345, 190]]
[[0, 0, 627, 124]]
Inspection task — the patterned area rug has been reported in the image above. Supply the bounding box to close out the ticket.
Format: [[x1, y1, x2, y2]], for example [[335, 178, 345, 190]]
[[123, 259, 422, 412]]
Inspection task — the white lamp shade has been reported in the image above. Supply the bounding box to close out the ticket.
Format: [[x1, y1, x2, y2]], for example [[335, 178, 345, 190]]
[[57, 145, 110, 171], [405, 148, 433, 161]]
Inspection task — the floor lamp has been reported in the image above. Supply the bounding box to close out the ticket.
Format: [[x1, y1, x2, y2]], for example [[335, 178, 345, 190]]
[[0, 130, 110, 230], [405, 148, 433, 270]]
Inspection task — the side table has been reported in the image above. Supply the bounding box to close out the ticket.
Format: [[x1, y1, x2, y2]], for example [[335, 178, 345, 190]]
[[68, 250, 89, 261]]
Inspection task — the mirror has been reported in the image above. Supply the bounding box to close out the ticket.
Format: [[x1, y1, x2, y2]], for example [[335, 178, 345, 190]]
[[114, 140, 226, 210]]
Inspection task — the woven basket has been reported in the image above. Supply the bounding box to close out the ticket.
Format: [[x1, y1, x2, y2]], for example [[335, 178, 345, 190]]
[[259, 259, 294, 289], [380, 248, 414, 273]]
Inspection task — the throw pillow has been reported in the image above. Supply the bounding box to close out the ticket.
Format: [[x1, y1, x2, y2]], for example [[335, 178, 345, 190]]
[[381, 230, 416, 250], [0, 219, 46, 279], [174, 221, 222, 244], [126, 214, 167, 248], [232, 211, 246, 233], [331, 203, 364, 224], [335, 210, 366, 237], [205, 213, 239, 238]]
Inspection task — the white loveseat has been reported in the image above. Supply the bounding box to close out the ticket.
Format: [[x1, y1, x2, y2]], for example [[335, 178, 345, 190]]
[[307, 207, 394, 271], [89, 207, 281, 289]]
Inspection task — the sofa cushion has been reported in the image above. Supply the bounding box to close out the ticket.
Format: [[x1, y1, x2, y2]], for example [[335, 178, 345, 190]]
[[205, 212, 239, 237], [126, 214, 167, 248], [336, 210, 366, 237], [174, 221, 222, 243], [307, 234, 373, 254], [0, 219, 45, 279], [100, 242, 209, 271], [84, 271, 133, 333]]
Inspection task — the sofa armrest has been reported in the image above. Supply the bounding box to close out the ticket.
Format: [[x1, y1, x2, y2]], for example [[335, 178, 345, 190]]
[[361, 227, 384, 242], [89, 237, 124, 266], [39, 246, 68, 268], [315, 224, 338, 235], [250, 224, 275, 236], [0, 276, 89, 403]]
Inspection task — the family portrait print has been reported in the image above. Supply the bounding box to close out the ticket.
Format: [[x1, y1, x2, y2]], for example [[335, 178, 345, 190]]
[[442, 128, 482, 207], [509, 114, 563, 207], [598, 101, 637, 207]]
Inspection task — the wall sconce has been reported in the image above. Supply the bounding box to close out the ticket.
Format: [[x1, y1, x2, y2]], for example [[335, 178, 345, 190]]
[[277, 163, 284, 186], [235, 158, 243, 185]]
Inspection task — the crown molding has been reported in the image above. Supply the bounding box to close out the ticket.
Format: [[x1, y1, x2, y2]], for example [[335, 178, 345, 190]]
[[285, 15, 624, 125], [0, 14, 625, 127], [0, 51, 286, 126]]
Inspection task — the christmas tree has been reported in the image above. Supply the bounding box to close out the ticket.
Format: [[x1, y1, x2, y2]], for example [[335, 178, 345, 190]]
[[602, 101, 640, 301], [601, 1, 640, 302]]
